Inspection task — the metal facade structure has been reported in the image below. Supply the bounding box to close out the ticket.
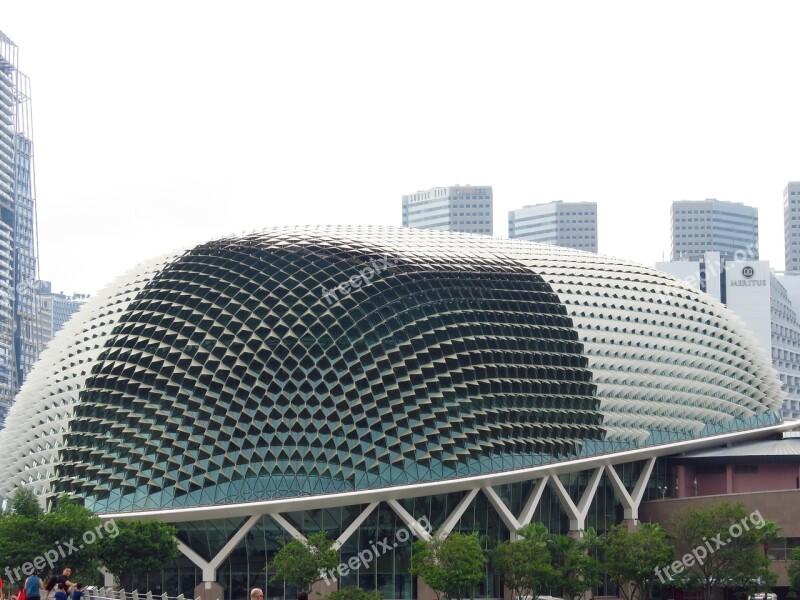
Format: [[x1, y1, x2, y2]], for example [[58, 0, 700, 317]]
[[657, 254, 800, 419], [0, 226, 793, 599], [0, 31, 39, 426]]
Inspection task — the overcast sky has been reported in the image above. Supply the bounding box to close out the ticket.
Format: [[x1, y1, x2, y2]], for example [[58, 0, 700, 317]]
[[2, 1, 800, 294]]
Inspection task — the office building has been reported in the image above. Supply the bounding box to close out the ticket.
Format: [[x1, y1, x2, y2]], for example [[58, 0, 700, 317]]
[[0, 32, 40, 426], [508, 200, 598, 252], [0, 225, 793, 599], [33, 280, 52, 351], [48, 288, 87, 334], [656, 252, 800, 419], [671, 199, 758, 261], [784, 182, 800, 272], [33, 280, 88, 341], [402, 185, 493, 235]]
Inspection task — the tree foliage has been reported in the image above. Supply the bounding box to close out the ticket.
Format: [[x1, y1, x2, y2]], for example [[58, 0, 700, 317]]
[[410, 532, 485, 600], [322, 587, 383, 600], [40, 497, 105, 582], [787, 547, 800, 599], [0, 492, 181, 591], [492, 523, 555, 600], [548, 530, 602, 600], [603, 523, 674, 600], [0, 512, 49, 588], [96, 519, 180, 590], [668, 503, 777, 600], [0, 493, 103, 588], [10, 488, 42, 517], [268, 532, 340, 592]]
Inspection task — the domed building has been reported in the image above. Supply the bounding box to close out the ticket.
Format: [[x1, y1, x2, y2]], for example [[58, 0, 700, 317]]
[[0, 226, 793, 600]]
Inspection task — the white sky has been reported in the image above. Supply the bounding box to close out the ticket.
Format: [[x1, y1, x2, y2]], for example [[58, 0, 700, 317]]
[[2, 1, 800, 294]]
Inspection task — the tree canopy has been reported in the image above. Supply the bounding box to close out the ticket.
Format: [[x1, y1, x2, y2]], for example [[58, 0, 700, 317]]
[[0, 491, 181, 591], [410, 532, 485, 600], [0, 493, 103, 588], [492, 523, 555, 600], [603, 523, 674, 600], [268, 531, 340, 593], [9, 488, 42, 518], [668, 502, 777, 600], [322, 587, 383, 600], [787, 547, 800, 599], [548, 529, 602, 600], [96, 519, 180, 590]]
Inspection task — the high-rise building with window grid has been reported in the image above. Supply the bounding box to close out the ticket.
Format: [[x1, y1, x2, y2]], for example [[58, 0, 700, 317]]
[[671, 199, 758, 261], [0, 32, 41, 426], [402, 184, 493, 235], [783, 182, 800, 273], [508, 200, 598, 252]]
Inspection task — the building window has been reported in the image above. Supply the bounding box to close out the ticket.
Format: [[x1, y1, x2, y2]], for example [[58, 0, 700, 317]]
[[734, 465, 758, 474], [696, 465, 726, 475]]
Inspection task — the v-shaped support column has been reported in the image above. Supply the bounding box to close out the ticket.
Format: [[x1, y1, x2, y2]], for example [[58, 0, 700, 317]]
[[482, 476, 549, 540], [549, 467, 605, 533], [177, 514, 261, 582], [387, 499, 432, 541], [605, 457, 656, 521]]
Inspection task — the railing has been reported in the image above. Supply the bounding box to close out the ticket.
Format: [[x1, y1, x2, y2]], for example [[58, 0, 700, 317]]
[[85, 588, 204, 600]]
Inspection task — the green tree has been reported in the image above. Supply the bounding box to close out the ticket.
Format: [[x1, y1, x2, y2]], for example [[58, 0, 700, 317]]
[[787, 547, 800, 599], [603, 523, 674, 600], [410, 532, 485, 600], [669, 503, 777, 600], [492, 523, 554, 600], [0, 512, 49, 589], [321, 588, 383, 600], [39, 496, 104, 583], [548, 530, 602, 600], [0, 493, 105, 588], [97, 519, 180, 590], [268, 532, 339, 594], [10, 488, 42, 517]]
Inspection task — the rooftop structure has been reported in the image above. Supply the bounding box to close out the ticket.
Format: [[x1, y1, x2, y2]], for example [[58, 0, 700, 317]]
[[0, 226, 792, 599]]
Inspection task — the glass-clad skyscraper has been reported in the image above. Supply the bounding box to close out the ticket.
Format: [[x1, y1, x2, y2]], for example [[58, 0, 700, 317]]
[[0, 32, 40, 425]]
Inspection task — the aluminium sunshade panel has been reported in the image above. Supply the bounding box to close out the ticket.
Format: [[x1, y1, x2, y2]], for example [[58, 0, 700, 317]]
[[0, 226, 782, 513]]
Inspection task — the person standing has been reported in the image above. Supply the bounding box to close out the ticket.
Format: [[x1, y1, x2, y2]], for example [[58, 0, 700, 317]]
[[23, 574, 42, 600]]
